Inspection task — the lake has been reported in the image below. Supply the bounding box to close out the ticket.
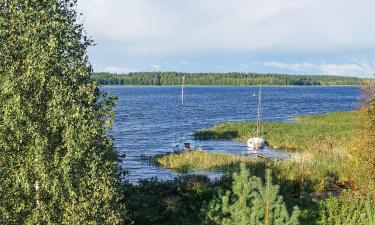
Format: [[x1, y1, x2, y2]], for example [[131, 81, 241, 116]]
[[101, 86, 361, 183]]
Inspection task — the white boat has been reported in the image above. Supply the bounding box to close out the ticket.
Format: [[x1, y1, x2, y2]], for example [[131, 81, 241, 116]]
[[247, 137, 265, 150], [247, 84, 265, 151]]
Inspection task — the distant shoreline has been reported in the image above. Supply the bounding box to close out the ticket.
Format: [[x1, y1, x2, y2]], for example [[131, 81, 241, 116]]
[[99, 84, 361, 87], [93, 72, 367, 86]]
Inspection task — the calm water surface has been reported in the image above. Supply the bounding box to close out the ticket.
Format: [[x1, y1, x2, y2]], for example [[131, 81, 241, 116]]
[[101, 86, 361, 183]]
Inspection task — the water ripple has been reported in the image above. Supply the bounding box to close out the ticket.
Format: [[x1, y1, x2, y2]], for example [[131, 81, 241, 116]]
[[101, 86, 360, 183]]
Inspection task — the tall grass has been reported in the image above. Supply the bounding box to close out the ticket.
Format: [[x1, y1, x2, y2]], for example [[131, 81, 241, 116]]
[[153, 109, 375, 224], [160, 110, 374, 194], [154, 151, 256, 172], [155, 150, 350, 193], [194, 110, 375, 191], [194, 111, 366, 153]]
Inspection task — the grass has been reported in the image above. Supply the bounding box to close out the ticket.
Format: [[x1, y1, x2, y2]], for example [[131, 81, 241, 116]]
[[151, 109, 375, 224], [155, 150, 348, 193], [193, 111, 365, 153], [154, 150, 255, 172], [157, 110, 375, 194]]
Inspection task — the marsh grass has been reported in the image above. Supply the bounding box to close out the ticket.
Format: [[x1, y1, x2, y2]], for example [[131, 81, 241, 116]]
[[155, 150, 326, 192], [154, 150, 256, 172], [158, 110, 375, 194], [194, 110, 375, 192], [194, 111, 364, 153]]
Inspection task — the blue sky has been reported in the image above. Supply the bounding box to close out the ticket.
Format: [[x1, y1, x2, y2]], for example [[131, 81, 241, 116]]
[[78, 0, 375, 78]]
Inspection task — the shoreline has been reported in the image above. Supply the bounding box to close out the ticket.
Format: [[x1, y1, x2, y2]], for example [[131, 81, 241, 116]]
[[99, 84, 362, 87], [155, 110, 373, 193]]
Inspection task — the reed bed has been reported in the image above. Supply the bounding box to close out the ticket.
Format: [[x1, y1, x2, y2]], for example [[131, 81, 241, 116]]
[[154, 150, 255, 171], [194, 111, 367, 154], [157, 110, 375, 194]]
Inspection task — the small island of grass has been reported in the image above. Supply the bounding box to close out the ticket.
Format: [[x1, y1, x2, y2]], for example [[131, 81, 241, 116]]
[[154, 150, 256, 172]]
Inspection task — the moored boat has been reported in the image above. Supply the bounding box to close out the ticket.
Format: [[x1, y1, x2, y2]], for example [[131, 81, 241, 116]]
[[247, 84, 265, 151], [247, 137, 265, 150]]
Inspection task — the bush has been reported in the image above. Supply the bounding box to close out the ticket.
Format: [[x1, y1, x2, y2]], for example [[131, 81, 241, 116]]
[[123, 175, 218, 225], [319, 191, 375, 225]]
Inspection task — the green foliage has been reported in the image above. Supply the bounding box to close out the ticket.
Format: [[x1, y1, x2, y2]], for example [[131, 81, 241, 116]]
[[319, 191, 375, 225], [205, 164, 300, 225], [123, 175, 222, 225], [0, 0, 123, 224], [92, 72, 365, 86]]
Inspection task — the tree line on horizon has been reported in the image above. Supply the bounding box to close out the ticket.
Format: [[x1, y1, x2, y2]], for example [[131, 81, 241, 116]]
[[93, 72, 365, 86]]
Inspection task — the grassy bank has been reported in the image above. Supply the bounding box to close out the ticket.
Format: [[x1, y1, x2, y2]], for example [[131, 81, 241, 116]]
[[194, 111, 365, 152], [194, 110, 375, 192], [155, 149, 344, 193], [157, 110, 374, 194], [152, 108, 375, 224]]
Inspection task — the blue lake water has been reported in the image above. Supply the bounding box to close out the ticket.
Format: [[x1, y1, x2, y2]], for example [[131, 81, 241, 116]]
[[101, 86, 361, 183]]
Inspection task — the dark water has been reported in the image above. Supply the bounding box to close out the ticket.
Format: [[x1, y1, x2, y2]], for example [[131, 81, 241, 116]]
[[101, 86, 361, 183]]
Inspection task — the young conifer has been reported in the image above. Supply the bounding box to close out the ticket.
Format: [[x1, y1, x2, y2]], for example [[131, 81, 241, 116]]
[[206, 164, 299, 225], [0, 0, 124, 224]]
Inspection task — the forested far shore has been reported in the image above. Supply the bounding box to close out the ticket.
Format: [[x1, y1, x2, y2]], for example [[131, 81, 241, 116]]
[[93, 72, 367, 86]]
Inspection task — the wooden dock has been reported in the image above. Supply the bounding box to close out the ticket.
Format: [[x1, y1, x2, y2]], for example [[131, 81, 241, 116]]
[[255, 153, 285, 161]]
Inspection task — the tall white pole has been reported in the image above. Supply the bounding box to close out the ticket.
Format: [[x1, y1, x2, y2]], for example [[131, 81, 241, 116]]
[[180, 76, 185, 142], [257, 83, 262, 137], [181, 76, 184, 105]]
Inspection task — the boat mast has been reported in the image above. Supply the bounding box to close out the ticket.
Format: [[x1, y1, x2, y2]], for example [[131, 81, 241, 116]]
[[256, 84, 262, 137]]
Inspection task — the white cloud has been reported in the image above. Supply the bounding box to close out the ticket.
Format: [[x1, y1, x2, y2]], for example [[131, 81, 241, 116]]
[[151, 64, 161, 70], [240, 64, 251, 69], [78, 0, 375, 55], [263, 61, 374, 76], [104, 66, 138, 74], [319, 63, 373, 76], [78, 0, 375, 78], [264, 62, 316, 71]]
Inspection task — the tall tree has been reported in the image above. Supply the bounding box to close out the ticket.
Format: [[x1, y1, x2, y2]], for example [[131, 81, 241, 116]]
[[0, 0, 124, 224]]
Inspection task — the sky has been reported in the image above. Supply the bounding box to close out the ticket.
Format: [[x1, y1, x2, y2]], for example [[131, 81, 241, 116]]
[[77, 0, 375, 78]]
